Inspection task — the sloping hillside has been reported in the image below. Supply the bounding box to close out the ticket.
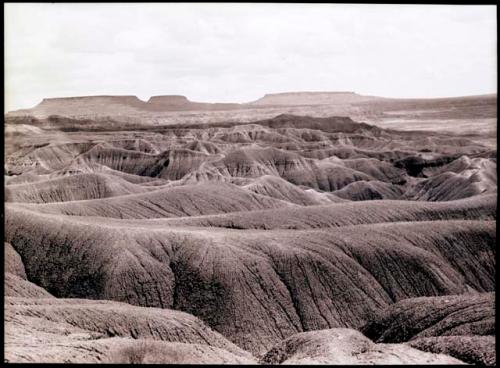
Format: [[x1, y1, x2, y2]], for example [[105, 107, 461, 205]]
[[4, 111, 496, 363]]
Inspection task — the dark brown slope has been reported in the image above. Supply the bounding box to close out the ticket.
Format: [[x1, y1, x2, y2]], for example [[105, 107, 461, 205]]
[[361, 293, 495, 343], [5, 231, 254, 363], [5, 242, 54, 298], [408, 336, 496, 366], [5, 205, 495, 353], [361, 293, 496, 365]]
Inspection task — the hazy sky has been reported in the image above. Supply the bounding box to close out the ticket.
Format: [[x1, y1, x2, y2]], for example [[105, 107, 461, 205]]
[[4, 3, 497, 111]]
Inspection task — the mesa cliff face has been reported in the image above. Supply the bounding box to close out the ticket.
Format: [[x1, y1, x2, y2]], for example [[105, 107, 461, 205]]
[[249, 91, 382, 105], [8, 94, 244, 117], [147, 95, 191, 105]]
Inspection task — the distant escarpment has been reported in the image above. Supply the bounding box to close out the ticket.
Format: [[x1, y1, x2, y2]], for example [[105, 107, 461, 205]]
[[7, 94, 244, 117], [249, 91, 382, 106]]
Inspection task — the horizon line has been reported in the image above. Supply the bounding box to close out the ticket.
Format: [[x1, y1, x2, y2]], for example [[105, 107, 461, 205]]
[[7, 90, 498, 113]]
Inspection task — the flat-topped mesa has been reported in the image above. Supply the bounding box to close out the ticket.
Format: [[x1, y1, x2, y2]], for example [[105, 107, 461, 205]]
[[2, 95, 149, 118], [147, 95, 191, 106], [37, 95, 146, 108], [250, 91, 381, 106], [6, 94, 244, 117]]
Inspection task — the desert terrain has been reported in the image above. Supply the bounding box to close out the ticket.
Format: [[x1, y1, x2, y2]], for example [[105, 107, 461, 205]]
[[4, 92, 497, 364]]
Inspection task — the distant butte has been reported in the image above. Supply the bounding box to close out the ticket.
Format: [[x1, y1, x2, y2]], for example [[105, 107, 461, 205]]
[[249, 91, 383, 105], [147, 95, 191, 105]]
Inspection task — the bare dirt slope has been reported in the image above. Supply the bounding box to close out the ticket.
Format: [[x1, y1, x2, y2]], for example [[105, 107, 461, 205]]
[[5, 206, 495, 354], [361, 293, 496, 365], [259, 328, 464, 364], [5, 297, 255, 364]]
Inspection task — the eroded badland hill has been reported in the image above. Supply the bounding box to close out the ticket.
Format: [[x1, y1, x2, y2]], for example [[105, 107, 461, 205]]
[[4, 92, 496, 364]]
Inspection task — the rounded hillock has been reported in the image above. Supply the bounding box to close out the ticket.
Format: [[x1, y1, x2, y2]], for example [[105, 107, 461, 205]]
[[259, 328, 464, 364], [361, 293, 495, 343]]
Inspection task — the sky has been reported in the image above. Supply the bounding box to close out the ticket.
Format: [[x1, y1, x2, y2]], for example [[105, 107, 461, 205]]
[[4, 3, 497, 112]]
